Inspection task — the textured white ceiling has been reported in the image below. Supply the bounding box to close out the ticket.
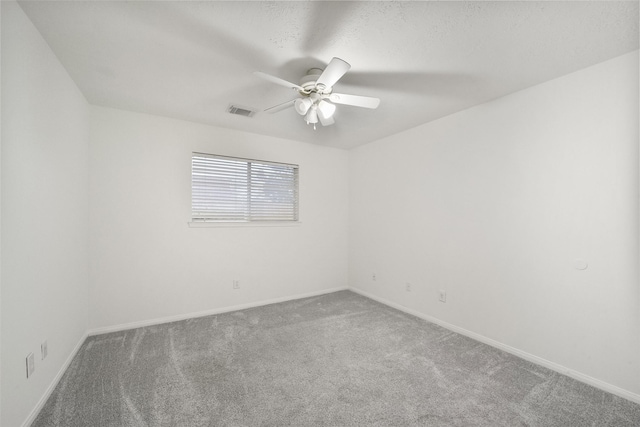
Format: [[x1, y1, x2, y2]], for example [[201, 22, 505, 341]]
[[17, 1, 639, 149]]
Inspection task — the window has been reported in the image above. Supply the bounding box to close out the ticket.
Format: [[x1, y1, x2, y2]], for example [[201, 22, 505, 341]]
[[191, 153, 299, 223]]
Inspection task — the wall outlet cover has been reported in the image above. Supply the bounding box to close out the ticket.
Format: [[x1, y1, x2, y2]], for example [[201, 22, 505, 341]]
[[439, 290, 447, 303], [26, 352, 35, 378]]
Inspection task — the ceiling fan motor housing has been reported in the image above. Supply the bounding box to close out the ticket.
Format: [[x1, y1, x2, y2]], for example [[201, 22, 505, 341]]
[[300, 68, 330, 94]]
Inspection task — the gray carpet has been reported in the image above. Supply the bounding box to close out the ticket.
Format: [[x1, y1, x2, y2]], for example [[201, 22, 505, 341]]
[[32, 290, 640, 426]]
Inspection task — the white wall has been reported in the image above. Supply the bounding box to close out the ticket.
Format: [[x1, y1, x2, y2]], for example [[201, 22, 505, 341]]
[[0, 3, 4, 422], [1, 2, 90, 426], [349, 51, 640, 397], [0, 3, 4, 423], [88, 107, 349, 330]]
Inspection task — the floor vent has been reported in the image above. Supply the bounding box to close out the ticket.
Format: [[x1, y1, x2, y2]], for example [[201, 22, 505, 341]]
[[227, 105, 256, 117]]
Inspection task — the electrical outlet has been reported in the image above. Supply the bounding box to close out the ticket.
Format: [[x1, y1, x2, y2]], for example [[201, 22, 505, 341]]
[[405, 282, 412, 292], [439, 290, 447, 303], [372, 273, 376, 281], [41, 341, 48, 360], [233, 280, 240, 289], [26, 353, 35, 378]]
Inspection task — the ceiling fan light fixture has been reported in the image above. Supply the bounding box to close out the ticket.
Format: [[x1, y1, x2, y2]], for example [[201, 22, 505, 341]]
[[255, 56, 381, 131], [305, 106, 318, 124], [294, 98, 313, 115], [317, 100, 336, 119]]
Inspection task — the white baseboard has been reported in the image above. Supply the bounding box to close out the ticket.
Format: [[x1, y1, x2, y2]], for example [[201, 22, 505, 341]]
[[22, 331, 89, 427], [348, 286, 640, 405], [88, 287, 349, 336]]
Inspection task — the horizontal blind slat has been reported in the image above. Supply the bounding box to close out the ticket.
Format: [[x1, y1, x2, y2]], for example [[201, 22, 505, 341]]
[[192, 153, 298, 222]]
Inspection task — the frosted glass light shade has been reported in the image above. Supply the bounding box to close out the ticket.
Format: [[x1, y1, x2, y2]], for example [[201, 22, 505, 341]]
[[294, 98, 313, 115], [305, 106, 318, 124], [317, 100, 336, 118]]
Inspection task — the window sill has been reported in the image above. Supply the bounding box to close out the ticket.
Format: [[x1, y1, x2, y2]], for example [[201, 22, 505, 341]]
[[188, 221, 301, 228]]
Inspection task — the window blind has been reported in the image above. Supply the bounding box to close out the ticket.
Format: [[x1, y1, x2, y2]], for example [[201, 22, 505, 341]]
[[192, 153, 299, 222]]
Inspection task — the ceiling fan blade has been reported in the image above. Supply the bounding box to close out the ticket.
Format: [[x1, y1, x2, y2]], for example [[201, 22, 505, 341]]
[[254, 72, 303, 91], [264, 99, 296, 114], [329, 93, 380, 109], [316, 57, 351, 89]]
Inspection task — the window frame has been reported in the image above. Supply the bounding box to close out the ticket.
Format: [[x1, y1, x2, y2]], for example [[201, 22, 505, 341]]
[[190, 152, 300, 226]]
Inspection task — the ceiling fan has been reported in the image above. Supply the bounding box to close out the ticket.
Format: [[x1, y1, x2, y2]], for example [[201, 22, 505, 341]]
[[254, 57, 380, 129]]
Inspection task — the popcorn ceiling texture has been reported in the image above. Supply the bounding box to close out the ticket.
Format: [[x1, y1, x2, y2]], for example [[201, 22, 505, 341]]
[[33, 291, 640, 426], [18, 1, 639, 149]]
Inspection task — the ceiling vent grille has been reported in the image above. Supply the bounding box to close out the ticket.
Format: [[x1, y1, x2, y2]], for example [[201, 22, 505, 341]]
[[227, 105, 255, 118]]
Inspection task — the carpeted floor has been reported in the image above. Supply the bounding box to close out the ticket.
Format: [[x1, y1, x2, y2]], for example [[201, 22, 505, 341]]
[[33, 290, 640, 426]]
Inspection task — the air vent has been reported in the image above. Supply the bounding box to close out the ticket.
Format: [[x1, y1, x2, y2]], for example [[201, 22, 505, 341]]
[[227, 104, 255, 118]]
